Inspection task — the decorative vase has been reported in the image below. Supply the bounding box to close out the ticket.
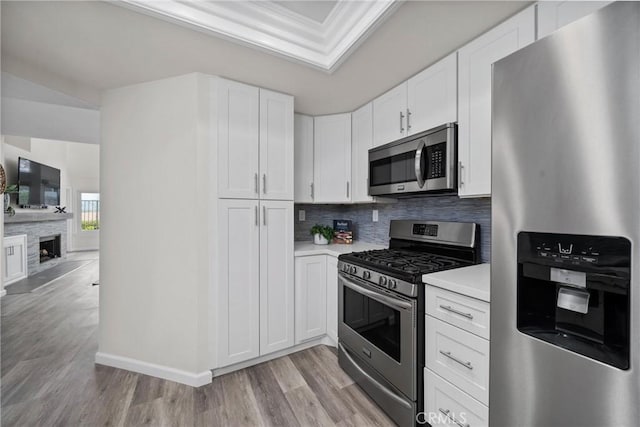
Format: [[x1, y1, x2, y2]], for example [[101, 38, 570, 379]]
[[313, 234, 329, 245]]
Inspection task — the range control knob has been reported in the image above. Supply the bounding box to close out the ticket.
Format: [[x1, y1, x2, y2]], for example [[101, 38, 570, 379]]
[[343, 264, 349, 272], [362, 271, 371, 280], [388, 279, 397, 289], [350, 266, 357, 275], [379, 276, 388, 286]]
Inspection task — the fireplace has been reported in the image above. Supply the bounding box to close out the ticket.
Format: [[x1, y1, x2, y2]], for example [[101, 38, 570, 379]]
[[40, 234, 61, 263]]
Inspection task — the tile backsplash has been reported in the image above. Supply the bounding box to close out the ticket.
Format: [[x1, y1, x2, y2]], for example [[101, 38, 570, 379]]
[[295, 196, 491, 263]]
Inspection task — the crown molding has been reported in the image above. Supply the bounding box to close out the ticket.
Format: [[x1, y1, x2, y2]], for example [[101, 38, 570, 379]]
[[117, 0, 402, 72]]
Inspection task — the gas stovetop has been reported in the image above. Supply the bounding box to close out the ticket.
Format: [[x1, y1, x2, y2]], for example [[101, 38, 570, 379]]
[[340, 248, 472, 282]]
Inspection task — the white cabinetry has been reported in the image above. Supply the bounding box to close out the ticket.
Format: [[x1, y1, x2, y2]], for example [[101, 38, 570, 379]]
[[373, 53, 458, 147], [217, 79, 260, 199], [457, 6, 535, 197], [218, 80, 293, 200], [326, 255, 339, 344], [217, 199, 294, 367], [295, 255, 327, 343], [3, 234, 27, 286], [260, 89, 294, 200], [373, 83, 407, 147], [351, 103, 374, 203], [294, 114, 314, 203], [537, 1, 611, 39], [313, 114, 352, 203]]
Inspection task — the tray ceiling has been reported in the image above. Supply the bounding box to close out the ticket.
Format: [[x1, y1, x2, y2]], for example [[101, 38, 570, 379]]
[[119, 0, 401, 72]]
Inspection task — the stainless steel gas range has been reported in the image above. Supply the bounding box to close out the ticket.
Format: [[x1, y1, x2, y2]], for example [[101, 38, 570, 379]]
[[337, 220, 479, 426]]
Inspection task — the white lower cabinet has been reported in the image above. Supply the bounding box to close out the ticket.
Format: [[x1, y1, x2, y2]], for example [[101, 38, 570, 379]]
[[326, 255, 339, 344], [3, 234, 28, 285], [295, 255, 327, 343], [216, 199, 294, 368], [424, 369, 489, 427]]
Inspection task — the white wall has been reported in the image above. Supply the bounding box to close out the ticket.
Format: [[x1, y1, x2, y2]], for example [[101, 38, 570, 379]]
[[2, 137, 100, 251], [98, 73, 212, 383]]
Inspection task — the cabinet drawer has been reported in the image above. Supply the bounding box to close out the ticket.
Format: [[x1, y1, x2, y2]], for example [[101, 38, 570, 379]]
[[426, 285, 490, 339], [426, 316, 489, 405], [424, 369, 488, 427]]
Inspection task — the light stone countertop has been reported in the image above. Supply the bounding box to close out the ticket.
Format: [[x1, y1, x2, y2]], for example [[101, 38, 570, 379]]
[[294, 241, 386, 258], [422, 263, 491, 302]]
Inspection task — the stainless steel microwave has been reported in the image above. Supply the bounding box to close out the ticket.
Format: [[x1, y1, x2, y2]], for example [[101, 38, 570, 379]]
[[368, 123, 457, 197]]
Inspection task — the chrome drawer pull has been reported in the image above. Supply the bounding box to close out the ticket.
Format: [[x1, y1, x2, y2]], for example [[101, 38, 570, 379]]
[[439, 408, 470, 427], [439, 304, 474, 320], [439, 350, 473, 370]]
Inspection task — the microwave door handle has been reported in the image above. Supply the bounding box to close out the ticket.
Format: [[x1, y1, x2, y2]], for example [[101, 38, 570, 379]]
[[415, 139, 426, 188]]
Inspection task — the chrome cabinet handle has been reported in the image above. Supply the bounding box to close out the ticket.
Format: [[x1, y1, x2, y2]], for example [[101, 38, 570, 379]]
[[439, 408, 470, 427], [458, 161, 464, 187], [310, 182, 314, 199], [262, 174, 266, 194], [346, 182, 350, 198], [439, 350, 473, 370], [399, 111, 405, 133], [263, 205, 266, 226], [406, 108, 412, 132], [254, 173, 259, 194], [439, 304, 474, 320], [414, 139, 426, 188], [255, 206, 258, 226]]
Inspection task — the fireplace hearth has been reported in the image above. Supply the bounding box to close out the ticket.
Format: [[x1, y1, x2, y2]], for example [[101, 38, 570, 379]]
[[40, 234, 61, 263]]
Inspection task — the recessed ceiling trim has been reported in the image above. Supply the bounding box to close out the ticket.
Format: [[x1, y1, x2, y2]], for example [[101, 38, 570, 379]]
[[118, 0, 401, 72]]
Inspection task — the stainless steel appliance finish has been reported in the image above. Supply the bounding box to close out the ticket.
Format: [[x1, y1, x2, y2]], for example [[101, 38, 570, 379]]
[[338, 220, 478, 426], [491, 3, 640, 426], [368, 123, 457, 196]]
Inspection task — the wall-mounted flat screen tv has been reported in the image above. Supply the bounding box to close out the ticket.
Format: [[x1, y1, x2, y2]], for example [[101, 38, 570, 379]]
[[17, 157, 61, 207]]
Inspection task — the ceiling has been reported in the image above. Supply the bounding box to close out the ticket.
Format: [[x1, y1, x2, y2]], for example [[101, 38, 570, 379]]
[[1, 1, 530, 116], [274, 1, 338, 23]]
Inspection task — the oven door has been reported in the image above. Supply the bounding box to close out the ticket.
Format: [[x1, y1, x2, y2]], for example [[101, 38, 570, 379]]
[[338, 272, 417, 399]]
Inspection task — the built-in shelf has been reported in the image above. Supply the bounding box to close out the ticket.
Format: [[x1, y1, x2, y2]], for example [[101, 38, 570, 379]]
[[4, 212, 73, 224]]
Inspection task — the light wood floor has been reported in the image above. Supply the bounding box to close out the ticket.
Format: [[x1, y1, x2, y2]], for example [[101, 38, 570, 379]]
[[1, 254, 395, 426]]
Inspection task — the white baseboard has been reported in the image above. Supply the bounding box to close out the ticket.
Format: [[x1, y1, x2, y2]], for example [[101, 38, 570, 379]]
[[95, 352, 212, 387], [212, 336, 336, 377]]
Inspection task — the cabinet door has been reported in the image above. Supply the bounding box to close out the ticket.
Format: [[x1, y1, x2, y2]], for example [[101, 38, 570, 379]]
[[259, 89, 294, 201], [259, 200, 294, 355], [4, 234, 28, 285], [351, 103, 374, 203], [218, 79, 260, 199], [217, 199, 260, 367], [424, 369, 489, 427], [407, 52, 457, 135], [313, 114, 352, 203], [372, 82, 407, 147], [457, 6, 535, 198], [294, 114, 315, 203], [537, 1, 611, 39], [326, 256, 339, 345], [295, 255, 327, 343]]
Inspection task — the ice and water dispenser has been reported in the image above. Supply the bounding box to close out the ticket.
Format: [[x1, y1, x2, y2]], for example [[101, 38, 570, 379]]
[[517, 232, 631, 369]]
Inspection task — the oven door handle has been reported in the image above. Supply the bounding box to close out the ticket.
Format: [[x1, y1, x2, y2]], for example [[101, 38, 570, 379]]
[[415, 139, 426, 188], [340, 274, 413, 311], [339, 343, 412, 410]]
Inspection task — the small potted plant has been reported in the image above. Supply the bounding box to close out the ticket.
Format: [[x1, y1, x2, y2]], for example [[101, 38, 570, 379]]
[[310, 224, 334, 245]]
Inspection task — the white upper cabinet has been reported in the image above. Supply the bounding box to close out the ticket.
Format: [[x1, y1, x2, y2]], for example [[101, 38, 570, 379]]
[[218, 79, 260, 199], [294, 114, 314, 203], [259, 89, 294, 200], [457, 6, 535, 198], [537, 1, 611, 39], [259, 200, 294, 355], [313, 113, 352, 203], [407, 52, 457, 134], [373, 83, 408, 147], [351, 103, 374, 203]]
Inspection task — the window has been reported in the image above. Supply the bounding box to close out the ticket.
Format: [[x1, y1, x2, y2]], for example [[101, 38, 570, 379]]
[[80, 193, 100, 231]]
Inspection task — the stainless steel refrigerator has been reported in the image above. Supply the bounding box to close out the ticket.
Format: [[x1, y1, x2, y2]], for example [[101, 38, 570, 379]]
[[491, 3, 640, 426]]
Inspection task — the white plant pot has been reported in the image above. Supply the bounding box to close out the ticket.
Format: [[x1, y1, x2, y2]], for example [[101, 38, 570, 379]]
[[313, 234, 329, 245]]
